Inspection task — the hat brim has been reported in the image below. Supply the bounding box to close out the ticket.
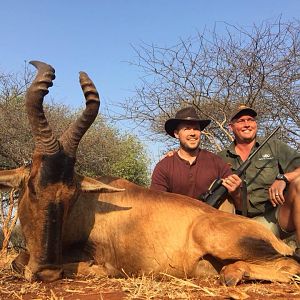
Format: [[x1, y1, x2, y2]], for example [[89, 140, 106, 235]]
[[165, 118, 211, 138]]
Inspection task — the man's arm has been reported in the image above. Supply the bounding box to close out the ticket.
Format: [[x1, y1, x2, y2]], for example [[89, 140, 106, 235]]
[[269, 166, 300, 207], [284, 166, 300, 183], [268, 140, 300, 207]]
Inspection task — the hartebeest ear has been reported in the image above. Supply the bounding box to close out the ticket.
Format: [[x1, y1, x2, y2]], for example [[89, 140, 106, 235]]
[[75, 174, 125, 193], [0, 167, 29, 190]]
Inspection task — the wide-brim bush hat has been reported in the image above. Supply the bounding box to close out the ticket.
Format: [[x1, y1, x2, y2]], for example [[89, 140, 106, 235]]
[[165, 106, 211, 138]]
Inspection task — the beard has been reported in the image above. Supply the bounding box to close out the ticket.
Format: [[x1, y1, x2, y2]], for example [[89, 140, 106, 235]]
[[180, 139, 200, 152]]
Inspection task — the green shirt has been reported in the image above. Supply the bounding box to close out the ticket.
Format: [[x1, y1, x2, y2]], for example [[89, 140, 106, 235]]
[[218, 139, 300, 216]]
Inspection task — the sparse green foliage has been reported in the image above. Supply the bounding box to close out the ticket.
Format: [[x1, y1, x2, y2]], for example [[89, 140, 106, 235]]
[[110, 135, 150, 186], [76, 116, 150, 186]]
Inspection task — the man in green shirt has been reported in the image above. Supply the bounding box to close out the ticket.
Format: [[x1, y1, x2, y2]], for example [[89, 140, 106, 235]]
[[218, 105, 300, 250]]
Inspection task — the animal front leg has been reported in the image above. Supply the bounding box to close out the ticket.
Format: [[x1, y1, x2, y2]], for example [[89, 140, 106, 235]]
[[220, 258, 300, 286], [220, 261, 250, 286]]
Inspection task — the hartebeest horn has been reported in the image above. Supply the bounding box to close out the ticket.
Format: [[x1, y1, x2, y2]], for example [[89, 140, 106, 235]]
[[25, 61, 60, 155], [59, 72, 100, 157]]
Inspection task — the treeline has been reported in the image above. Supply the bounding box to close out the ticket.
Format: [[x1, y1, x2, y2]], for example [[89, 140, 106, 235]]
[[0, 70, 150, 186]]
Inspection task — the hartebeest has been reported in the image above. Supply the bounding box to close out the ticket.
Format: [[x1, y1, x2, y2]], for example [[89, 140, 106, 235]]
[[0, 61, 300, 286]]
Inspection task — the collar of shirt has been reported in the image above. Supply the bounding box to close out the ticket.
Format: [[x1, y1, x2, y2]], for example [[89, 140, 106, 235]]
[[175, 149, 201, 166], [226, 140, 262, 158]]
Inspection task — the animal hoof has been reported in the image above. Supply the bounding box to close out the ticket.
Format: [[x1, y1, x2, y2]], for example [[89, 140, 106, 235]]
[[220, 274, 239, 286], [88, 260, 95, 267], [11, 251, 30, 275], [294, 247, 300, 257]]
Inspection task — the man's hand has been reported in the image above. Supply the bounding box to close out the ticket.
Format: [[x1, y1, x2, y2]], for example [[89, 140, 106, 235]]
[[222, 174, 242, 193], [222, 174, 242, 209], [160, 150, 177, 161], [268, 180, 287, 207]]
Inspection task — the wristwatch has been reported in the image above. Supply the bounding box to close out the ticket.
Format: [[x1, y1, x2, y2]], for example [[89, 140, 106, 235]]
[[276, 173, 289, 184]]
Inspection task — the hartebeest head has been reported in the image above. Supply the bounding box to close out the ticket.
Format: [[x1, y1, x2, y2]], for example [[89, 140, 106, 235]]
[[0, 61, 119, 281]]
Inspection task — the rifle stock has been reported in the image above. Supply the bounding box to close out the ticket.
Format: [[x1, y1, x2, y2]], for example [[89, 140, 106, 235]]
[[199, 126, 281, 208]]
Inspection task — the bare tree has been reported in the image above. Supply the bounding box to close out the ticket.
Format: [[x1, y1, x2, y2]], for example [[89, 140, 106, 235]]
[[0, 64, 34, 167], [0, 190, 18, 256], [118, 19, 300, 152]]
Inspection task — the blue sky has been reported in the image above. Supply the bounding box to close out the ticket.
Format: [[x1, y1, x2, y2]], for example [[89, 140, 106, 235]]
[[1, 1, 299, 167]]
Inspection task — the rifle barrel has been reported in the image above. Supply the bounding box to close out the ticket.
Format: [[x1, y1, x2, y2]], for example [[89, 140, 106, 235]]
[[247, 126, 281, 161]]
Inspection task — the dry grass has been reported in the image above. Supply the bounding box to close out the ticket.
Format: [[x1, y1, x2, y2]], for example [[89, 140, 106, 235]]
[[1, 252, 300, 299]]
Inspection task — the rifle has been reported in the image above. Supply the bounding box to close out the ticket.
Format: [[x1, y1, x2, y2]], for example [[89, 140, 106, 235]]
[[199, 126, 281, 208]]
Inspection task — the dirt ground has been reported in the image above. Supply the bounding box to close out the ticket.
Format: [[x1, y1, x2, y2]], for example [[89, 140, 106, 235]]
[[1, 254, 300, 299]]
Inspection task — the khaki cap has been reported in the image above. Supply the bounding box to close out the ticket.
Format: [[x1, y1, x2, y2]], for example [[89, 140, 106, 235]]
[[230, 104, 257, 121]]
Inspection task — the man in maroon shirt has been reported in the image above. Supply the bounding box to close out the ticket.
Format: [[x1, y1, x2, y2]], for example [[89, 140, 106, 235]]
[[150, 106, 241, 207]]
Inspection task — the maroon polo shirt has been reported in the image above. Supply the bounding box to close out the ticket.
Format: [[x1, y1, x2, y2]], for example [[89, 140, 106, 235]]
[[150, 149, 232, 199]]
